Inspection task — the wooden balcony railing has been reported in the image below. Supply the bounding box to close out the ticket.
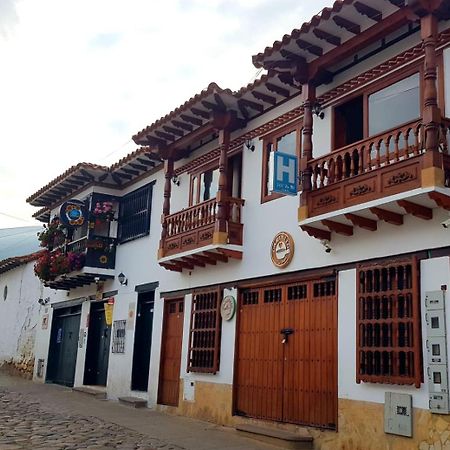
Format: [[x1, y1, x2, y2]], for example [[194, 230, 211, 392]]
[[304, 118, 450, 218], [66, 236, 88, 254], [162, 197, 244, 257]]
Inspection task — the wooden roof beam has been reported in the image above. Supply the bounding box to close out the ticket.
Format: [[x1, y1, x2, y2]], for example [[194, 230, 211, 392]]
[[238, 98, 264, 113], [114, 172, 132, 180], [313, 28, 341, 46], [252, 90, 277, 106], [296, 39, 323, 57], [191, 107, 210, 119], [354, 1, 382, 22], [345, 213, 377, 231], [428, 192, 450, 210], [145, 136, 167, 148], [163, 125, 184, 137], [154, 130, 176, 142], [129, 162, 148, 172], [172, 120, 193, 132], [301, 225, 331, 241], [322, 219, 353, 236], [136, 157, 155, 167], [182, 256, 205, 268], [180, 114, 203, 126], [203, 250, 228, 263], [80, 169, 95, 181], [397, 200, 432, 220], [111, 173, 123, 185], [266, 82, 290, 98], [370, 207, 403, 225], [332, 15, 361, 35], [159, 262, 182, 272], [122, 168, 139, 176]]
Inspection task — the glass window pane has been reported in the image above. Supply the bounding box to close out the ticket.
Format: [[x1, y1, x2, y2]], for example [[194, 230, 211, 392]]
[[200, 169, 219, 201], [191, 176, 198, 205], [276, 130, 297, 155], [266, 142, 274, 194], [369, 73, 420, 136]]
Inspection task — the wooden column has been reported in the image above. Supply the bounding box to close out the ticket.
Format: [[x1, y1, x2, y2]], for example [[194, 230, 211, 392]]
[[416, 6, 445, 187], [299, 83, 315, 221], [158, 157, 174, 258], [213, 127, 230, 244]]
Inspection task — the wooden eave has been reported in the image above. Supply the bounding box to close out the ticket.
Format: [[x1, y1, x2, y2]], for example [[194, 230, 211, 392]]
[[252, 0, 428, 84], [0, 251, 44, 275], [32, 207, 51, 223]]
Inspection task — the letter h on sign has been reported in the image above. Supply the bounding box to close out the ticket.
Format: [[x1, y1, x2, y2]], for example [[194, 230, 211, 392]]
[[272, 151, 298, 196]]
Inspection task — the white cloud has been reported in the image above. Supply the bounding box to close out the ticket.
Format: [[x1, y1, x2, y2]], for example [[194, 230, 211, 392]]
[[0, 0, 330, 229]]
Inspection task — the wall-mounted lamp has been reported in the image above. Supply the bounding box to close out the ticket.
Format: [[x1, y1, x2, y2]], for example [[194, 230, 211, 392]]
[[38, 297, 50, 306], [245, 139, 255, 152], [117, 272, 128, 286], [312, 102, 325, 120], [172, 175, 180, 186]]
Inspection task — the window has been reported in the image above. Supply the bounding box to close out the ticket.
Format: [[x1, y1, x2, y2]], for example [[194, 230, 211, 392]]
[[333, 71, 421, 151], [187, 289, 222, 373], [118, 183, 154, 243], [189, 153, 242, 206], [261, 122, 301, 202], [368, 73, 420, 136], [356, 258, 422, 387]]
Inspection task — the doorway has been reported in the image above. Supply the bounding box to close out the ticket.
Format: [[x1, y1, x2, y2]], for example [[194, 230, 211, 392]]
[[46, 305, 82, 387], [235, 278, 337, 429], [84, 301, 111, 386], [131, 291, 155, 391], [158, 298, 184, 406]]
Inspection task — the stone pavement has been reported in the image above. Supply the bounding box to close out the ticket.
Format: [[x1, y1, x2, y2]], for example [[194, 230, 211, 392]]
[[0, 373, 273, 450]]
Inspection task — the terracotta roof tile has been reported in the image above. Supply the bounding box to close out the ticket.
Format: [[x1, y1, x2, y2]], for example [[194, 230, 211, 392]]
[[0, 251, 44, 275]]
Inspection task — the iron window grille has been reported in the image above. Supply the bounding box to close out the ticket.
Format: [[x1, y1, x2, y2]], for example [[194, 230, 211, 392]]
[[112, 320, 126, 354], [118, 183, 154, 244]]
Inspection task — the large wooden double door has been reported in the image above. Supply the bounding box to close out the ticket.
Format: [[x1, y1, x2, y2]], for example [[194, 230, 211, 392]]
[[235, 279, 337, 429]]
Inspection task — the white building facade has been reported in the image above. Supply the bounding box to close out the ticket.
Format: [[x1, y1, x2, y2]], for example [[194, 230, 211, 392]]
[[25, 1, 450, 448]]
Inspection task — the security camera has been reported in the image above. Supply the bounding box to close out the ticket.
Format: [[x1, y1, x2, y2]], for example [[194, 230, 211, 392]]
[[442, 218, 450, 229], [320, 239, 332, 253]]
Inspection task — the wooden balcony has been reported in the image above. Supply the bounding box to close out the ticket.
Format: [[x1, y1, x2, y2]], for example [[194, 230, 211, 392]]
[[159, 197, 244, 272], [299, 118, 450, 240], [45, 236, 116, 290]]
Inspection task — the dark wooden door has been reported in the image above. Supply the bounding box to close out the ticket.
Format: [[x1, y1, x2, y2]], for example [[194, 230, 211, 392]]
[[235, 279, 337, 429], [46, 306, 81, 387], [158, 298, 184, 406], [131, 291, 155, 391], [84, 302, 111, 386]]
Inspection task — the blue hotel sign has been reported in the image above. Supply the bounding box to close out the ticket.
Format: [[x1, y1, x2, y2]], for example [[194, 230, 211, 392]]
[[272, 151, 298, 196]]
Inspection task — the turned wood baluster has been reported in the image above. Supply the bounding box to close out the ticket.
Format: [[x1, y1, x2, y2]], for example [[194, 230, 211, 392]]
[[350, 151, 356, 176], [375, 141, 381, 168], [366, 146, 372, 172], [394, 134, 400, 162], [359, 147, 364, 174], [320, 161, 326, 187], [414, 126, 420, 156], [329, 159, 335, 184], [385, 138, 390, 165]]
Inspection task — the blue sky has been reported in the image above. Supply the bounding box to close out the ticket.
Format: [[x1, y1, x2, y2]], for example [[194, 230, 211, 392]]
[[0, 0, 330, 228]]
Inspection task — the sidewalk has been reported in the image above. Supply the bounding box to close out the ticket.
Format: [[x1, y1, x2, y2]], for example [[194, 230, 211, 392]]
[[0, 373, 274, 450]]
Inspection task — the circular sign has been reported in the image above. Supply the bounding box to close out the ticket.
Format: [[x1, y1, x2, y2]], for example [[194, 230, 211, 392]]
[[220, 295, 236, 321], [60, 200, 86, 227], [271, 231, 294, 268]]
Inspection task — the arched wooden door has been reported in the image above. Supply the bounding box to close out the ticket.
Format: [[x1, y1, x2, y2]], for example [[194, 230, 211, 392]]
[[235, 279, 337, 429]]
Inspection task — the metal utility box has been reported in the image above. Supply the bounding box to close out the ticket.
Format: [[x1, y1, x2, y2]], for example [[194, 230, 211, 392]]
[[425, 289, 450, 414], [384, 392, 413, 437]]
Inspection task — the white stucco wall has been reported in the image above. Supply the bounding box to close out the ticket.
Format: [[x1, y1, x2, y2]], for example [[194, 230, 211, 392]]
[[0, 261, 41, 372]]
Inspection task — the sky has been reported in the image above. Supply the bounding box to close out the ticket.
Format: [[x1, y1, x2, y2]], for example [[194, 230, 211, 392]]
[[0, 0, 330, 229]]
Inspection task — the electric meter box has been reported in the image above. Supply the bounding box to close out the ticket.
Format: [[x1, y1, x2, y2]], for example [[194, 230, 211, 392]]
[[384, 392, 413, 437]]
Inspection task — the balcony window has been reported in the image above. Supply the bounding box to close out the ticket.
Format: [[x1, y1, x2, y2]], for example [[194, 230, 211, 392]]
[[368, 73, 420, 136], [119, 183, 154, 244], [190, 153, 242, 206], [261, 122, 301, 203]]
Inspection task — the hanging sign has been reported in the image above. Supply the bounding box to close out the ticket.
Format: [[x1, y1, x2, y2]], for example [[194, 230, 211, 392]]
[[59, 199, 86, 227], [272, 151, 298, 196], [104, 298, 114, 327], [271, 231, 295, 268], [220, 295, 236, 321]]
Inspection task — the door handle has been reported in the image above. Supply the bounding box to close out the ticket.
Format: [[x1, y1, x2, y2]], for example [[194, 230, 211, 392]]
[[280, 328, 294, 344]]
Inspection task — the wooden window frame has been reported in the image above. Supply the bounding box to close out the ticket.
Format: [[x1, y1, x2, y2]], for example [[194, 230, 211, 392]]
[[260, 121, 302, 204], [187, 289, 222, 374], [189, 162, 219, 207], [331, 55, 447, 151], [356, 257, 422, 388]]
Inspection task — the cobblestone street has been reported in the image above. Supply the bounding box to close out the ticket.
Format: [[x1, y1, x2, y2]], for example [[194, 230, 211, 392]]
[[0, 374, 271, 450], [0, 390, 176, 450]]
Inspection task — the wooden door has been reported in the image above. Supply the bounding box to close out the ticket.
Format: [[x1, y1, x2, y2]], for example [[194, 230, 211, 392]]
[[235, 279, 337, 429], [158, 298, 184, 406]]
